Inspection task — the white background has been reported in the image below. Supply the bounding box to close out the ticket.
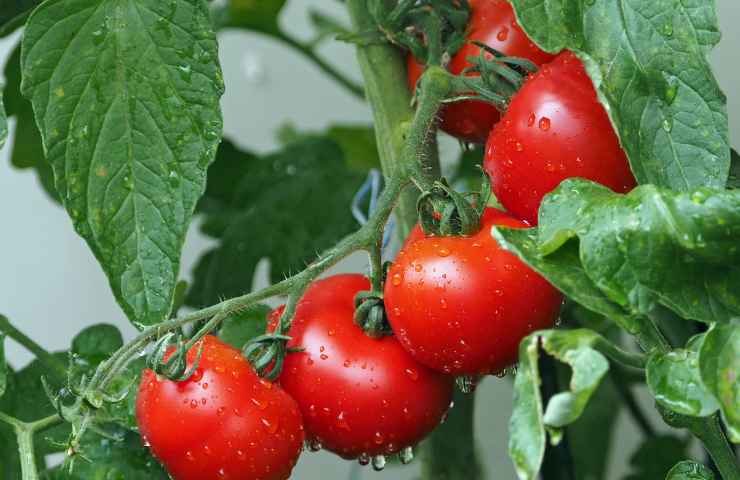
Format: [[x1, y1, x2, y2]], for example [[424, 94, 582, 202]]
[[1, 0, 738, 478]]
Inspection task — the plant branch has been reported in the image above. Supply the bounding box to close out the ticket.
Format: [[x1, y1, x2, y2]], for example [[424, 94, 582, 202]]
[[275, 30, 366, 100], [0, 315, 66, 382], [0, 412, 63, 480]]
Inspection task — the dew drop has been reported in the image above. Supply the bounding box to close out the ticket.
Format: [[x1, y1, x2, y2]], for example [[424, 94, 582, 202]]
[[496, 26, 509, 41], [400, 446, 414, 464], [372, 455, 387, 471], [185, 450, 195, 461], [374, 432, 385, 445], [391, 273, 403, 286], [527, 113, 536, 127], [405, 368, 419, 381], [538, 117, 551, 131], [515, 142, 524, 152], [437, 247, 451, 257], [358, 453, 371, 466]]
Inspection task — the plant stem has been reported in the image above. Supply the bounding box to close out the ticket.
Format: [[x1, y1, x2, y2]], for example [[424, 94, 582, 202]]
[[0, 412, 62, 480], [419, 390, 484, 480], [345, 0, 430, 236], [0, 315, 66, 382], [275, 31, 366, 100], [691, 416, 740, 480]]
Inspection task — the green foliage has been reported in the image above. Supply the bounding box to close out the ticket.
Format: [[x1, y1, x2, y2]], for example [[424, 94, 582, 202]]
[[495, 179, 740, 327], [666, 460, 716, 480], [510, 0, 729, 192], [2, 44, 58, 203], [647, 341, 720, 418], [187, 135, 365, 307], [21, 0, 225, 328], [699, 322, 740, 442], [218, 304, 272, 350], [508, 329, 611, 480], [0, 88, 6, 151], [0, 353, 72, 479], [71, 324, 124, 367], [730, 149, 739, 189], [212, 0, 288, 34], [624, 435, 690, 480], [43, 428, 168, 480]]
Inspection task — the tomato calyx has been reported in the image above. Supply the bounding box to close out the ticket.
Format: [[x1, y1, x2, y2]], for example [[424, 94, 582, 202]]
[[446, 42, 538, 112], [146, 332, 206, 382], [417, 173, 491, 237], [243, 332, 296, 381], [353, 290, 392, 338]]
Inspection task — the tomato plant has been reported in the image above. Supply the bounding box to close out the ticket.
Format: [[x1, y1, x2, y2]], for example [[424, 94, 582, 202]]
[[136, 336, 304, 480], [272, 274, 454, 461], [407, 0, 555, 143], [384, 208, 562, 375], [0, 1, 738, 480], [484, 50, 636, 225]]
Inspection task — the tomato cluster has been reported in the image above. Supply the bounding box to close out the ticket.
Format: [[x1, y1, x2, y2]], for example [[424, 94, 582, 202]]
[[136, 1, 640, 478]]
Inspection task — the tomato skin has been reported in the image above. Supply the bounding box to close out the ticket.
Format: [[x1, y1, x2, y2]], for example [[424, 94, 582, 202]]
[[384, 208, 563, 376], [407, 0, 555, 143], [484, 50, 636, 225], [274, 274, 454, 459], [136, 336, 304, 480]]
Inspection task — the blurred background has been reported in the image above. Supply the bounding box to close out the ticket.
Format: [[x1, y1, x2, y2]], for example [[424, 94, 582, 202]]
[[1, 0, 737, 478]]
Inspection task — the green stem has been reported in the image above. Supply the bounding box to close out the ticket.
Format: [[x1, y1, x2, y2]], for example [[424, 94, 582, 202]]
[[275, 31, 366, 100], [346, 0, 429, 236], [689, 415, 739, 480], [592, 336, 647, 370], [419, 390, 484, 479], [0, 412, 63, 480], [0, 315, 66, 382]]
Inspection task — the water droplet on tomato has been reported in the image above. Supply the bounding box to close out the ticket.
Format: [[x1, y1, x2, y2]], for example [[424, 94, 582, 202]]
[[496, 26, 509, 41], [414, 263, 423, 272], [437, 247, 450, 257], [251, 397, 268, 410], [261, 417, 279, 434], [336, 412, 351, 431], [391, 273, 403, 286], [190, 399, 198, 409], [400, 446, 414, 464], [328, 329, 336, 336], [392, 307, 401, 317], [440, 298, 448, 310], [203, 445, 212, 456], [185, 450, 195, 461], [374, 432, 385, 445], [538, 117, 551, 131], [372, 455, 387, 471], [405, 368, 419, 381], [515, 142, 524, 152], [320, 354, 328, 360], [358, 453, 371, 465], [527, 113, 536, 127]]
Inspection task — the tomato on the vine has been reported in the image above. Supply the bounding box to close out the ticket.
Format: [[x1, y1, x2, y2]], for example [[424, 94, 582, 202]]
[[272, 274, 454, 460], [136, 335, 304, 480], [484, 50, 636, 225], [384, 208, 563, 376], [407, 0, 555, 143]]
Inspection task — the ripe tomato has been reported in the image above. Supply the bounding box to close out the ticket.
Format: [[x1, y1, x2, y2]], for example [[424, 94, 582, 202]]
[[407, 0, 555, 143], [484, 50, 636, 225], [136, 335, 304, 480], [273, 274, 454, 459], [384, 208, 562, 376]]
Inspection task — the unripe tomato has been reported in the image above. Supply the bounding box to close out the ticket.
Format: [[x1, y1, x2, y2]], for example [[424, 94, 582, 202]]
[[484, 50, 636, 225], [274, 274, 454, 460], [407, 0, 556, 143], [384, 208, 563, 376], [136, 335, 304, 480]]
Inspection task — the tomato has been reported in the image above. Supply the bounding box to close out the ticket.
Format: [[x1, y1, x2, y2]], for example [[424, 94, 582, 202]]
[[136, 335, 304, 480], [273, 274, 454, 460], [384, 208, 563, 376], [484, 50, 636, 225], [407, 0, 555, 143]]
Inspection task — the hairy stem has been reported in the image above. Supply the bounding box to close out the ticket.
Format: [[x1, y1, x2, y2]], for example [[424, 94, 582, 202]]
[[688, 415, 739, 480], [0, 412, 63, 480], [275, 31, 366, 100]]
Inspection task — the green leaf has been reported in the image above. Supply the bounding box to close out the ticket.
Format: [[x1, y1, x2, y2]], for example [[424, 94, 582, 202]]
[[624, 435, 690, 480], [498, 179, 740, 325], [0, 0, 42, 36], [214, 0, 287, 34], [326, 125, 380, 172], [2, 43, 59, 203], [21, 0, 225, 328], [509, 329, 610, 480], [665, 461, 716, 480], [43, 428, 168, 480], [188, 136, 365, 307], [71, 324, 124, 367], [491, 228, 639, 334], [510, 0, 729, 191], [0, 334, 6, 399], [698, 321, 740, 442], [0, 353, 72, 477], [218, 304, 271, 349], [646, 345, 720, 418]]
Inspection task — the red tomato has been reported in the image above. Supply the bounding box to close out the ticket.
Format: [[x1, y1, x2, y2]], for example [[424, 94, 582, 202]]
[[407, 0, 555, 143], [384, 208, 563, 375], [136, 335, 304, 480], [484, 50, 636, 225], [273, 274, 454, 459]]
